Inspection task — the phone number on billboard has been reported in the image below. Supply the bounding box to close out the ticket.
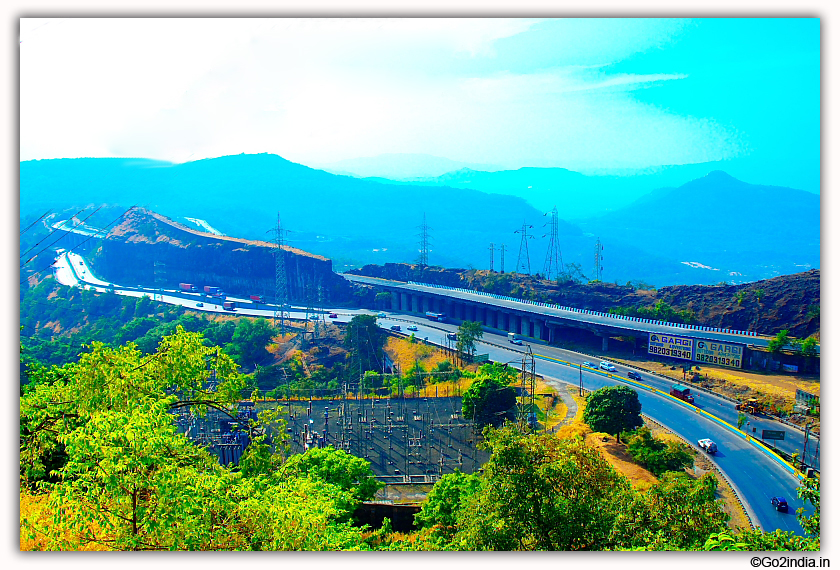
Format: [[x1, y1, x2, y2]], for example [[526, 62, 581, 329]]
[[695, 354, 741, 368], [649, 346, 692, 359]]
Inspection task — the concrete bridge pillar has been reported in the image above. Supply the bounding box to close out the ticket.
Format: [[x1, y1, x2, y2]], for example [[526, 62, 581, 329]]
[[421, 296, 430, 314], [519, 316, 529, 337], [533, 319, 543, 341], [600, 334, 609, 351], [390, 292, 399, 311], [400, 293, 408, 312], [411, 295, 420, 313]]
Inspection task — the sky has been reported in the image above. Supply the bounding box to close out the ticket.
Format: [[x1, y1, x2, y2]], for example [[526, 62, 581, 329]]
[[19, 18, 819, 190]]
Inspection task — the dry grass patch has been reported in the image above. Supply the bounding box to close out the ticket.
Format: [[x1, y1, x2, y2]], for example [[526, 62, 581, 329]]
[[585, 432, 660, 492]]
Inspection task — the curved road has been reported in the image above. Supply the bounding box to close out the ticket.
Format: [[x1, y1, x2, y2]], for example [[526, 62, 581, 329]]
[[50, 251, 815, 534]]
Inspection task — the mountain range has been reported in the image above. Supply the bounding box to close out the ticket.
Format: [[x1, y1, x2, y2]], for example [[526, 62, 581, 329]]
[[20, 154, 820, 286]]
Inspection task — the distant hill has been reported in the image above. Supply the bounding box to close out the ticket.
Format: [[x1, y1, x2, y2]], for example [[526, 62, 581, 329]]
[[20, 154, 577, 273], [315, 153, 501, 180], [20, 156, 819, 287], [575, 171, 820, 280]]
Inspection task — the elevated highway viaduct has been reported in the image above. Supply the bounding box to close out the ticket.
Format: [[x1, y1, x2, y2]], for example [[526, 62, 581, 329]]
[[341, 274, 809, 359]]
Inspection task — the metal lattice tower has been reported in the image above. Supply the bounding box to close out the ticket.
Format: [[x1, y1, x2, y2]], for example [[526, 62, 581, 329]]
[[417, 213, 431, 266], [518, 346, 536, 433], [272, 215, 291, 334], [593, 237, 604, 281], [500, 244, 507, 273], [514, 220, 534, 275], [488, 242, 495, 272], [542, 206, 565, 281]]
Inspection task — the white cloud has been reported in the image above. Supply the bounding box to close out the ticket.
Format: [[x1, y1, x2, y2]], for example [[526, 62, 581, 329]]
[[20, 18, 741, 170]]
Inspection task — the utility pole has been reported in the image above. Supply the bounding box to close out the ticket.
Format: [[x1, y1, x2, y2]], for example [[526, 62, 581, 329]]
[[542, 205, 565, 281], [500, 244, 507, 273], [417, 213, 431, 267], [514, 220, 534, 275], [579, 363, 583, 397], [488, 242, 495, 272], [593, 237, 604, 282]]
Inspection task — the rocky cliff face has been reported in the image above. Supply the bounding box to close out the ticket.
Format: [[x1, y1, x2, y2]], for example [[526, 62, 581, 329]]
[[91, 208, 354, 303], [348, 263, 820, 338]]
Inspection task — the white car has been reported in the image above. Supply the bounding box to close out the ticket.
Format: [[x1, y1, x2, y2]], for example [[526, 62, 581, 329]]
[[599, 361, 617, 372], [698, 438, 718, 454], [407, 325, 418, 331]]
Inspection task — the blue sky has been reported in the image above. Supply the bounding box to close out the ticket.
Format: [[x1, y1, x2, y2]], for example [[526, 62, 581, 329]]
[[19, 18, 820, 191]]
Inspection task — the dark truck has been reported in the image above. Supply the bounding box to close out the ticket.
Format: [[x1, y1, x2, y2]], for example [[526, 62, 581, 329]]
[[204, 286, 224, 297], [669, 384, 695, 405], [223, 301, 236, 311], [250, 295, 264, 303]]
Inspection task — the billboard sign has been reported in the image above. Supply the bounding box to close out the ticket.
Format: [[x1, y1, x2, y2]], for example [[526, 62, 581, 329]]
[[694, 339, 744, 369], [647, 333, 694, 361], [762, 430, 785, 441]]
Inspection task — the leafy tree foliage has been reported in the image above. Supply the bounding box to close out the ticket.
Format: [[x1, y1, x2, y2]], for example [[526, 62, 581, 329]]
[[797, 475, 820, 537], [461, 363, 517, 427], [224, 317, 276, 366], [768, 329, 791, 354], [414, 470, 480, 540], [624, 427, 694, 477], [583, 386, 643, 442], [282, 446, 382, 508], [19, 328, 376, 551], [456, 320, 484, 360], [453, 427, 631, 550], [344, 314, 386, 374], [608, 299, 696, 325]]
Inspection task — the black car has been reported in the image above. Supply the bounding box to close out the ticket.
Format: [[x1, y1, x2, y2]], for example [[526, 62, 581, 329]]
[[627, 371, 642, 381], [771, 496, 789, 512]]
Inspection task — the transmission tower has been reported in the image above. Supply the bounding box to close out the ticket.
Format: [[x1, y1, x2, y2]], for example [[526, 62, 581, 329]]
[[593, 237, 604, 281], [542, 206, 565, 281], [416, 213, 433, 267], [518, 346, 536, 433], [488, 242, 495, 272], [500, 244, 507, 273], [514, 220, 534, 275], [272, 215, 291, 334]]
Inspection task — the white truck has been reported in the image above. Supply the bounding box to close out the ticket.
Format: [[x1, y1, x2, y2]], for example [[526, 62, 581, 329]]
[[508, 332, 523, 345]]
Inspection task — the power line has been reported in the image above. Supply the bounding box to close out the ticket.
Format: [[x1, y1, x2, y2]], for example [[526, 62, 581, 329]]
[[20, 205, 138, 285], [20, 209, 52, 236], [514, 220, 534, 275], [19, 206, 89, 262]]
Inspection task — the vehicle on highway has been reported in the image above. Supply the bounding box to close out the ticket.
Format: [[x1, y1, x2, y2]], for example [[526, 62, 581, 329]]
[[447, 332, 457, 340], [582, 361, 595, 368], [250, 295, 264, 303], [377, 312, 386, 317], [223, 301, 236, 311], [309, 315, 319, 321], [328, 313, 338, 318], [736, 397, 766, 415], [425, 311, 446, 322], [627, 370, 642, 381], [196, 302, 204, 307], [180, 282, 198, 292], [510, 339, 523, 345], [670, 384, 696, 404], [407, 325, 418, 331], [698, 438, 718, 454], [599, 361, 617, 372], [771, 496, 789, 512], [390, 325, 401, 331]]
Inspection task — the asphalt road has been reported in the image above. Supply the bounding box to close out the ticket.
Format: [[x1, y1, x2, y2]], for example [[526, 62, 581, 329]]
[[50, 251, 815, 534]]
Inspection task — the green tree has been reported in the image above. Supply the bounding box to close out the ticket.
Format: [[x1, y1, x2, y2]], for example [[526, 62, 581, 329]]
[[797, 475, 820, 537], [374, 291, 392, 309], [768, 329, 791, 354], [456, 320, 484, 361], [583, 386, 643, 442], [461, 367, 516, 427], [624, 427, 694, 477], [453, 427, 630, 550], [415, 470, 480, 539], [282, 446, 382, 513], [225, 318, 276, 367], [737, 412, 748, 430], [344, 315, 386, 374]]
